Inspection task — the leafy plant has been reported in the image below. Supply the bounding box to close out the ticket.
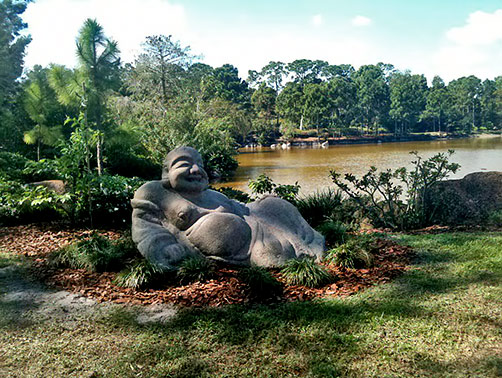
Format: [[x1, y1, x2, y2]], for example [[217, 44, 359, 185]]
[[248, 174, 300, 203], [177, 257, 215, 284], [239, 266, 282, 298], [280, 257, 332, 288], [295, 188, 344, 228], [114, 259, 165, 289], [330, 150, 460, 230]]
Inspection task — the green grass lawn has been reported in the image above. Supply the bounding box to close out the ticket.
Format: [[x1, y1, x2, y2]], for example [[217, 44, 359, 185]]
[[1, 232, 501, 377]]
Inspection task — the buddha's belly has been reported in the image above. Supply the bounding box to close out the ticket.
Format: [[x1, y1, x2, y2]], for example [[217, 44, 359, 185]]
[[185, 212, 251, 258]]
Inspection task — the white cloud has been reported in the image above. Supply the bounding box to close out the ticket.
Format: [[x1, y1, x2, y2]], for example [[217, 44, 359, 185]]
[[312, 14, 323, 27], [427, 9, 502, 82], [446, 10, 502, 46], [351, 15, 372, 27], [23, 0, 187, 68]]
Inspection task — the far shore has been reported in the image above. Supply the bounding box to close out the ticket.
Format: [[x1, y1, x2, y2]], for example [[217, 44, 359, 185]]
[[241, 131, 501, 150]]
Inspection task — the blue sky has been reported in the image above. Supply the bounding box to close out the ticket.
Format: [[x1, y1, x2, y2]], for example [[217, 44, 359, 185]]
[[23, 0, 502, 83]]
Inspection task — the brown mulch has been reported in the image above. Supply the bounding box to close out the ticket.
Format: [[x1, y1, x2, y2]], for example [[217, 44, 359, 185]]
[[0, 223, 414, 307]]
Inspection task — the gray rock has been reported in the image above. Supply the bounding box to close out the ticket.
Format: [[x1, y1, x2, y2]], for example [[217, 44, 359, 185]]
[[425, 171, 502, 225], [131, 146, 325, 269]]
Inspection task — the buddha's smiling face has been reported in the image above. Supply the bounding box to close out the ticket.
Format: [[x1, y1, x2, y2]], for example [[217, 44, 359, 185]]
[[164, 147, 209, 193]]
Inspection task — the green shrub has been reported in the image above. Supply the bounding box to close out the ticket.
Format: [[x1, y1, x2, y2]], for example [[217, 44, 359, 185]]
[[330, 150, 460, 230], [487, 210, 502, 226], [280, 258, 332, 288], [22, 158, 62, 182], [177, 257, 215, 284], [239, 266, 282, 298], [51, 233, 138, 272], [0, 151, 29, 181], [248, 174, 300, 203], [316, 220, 348, 247], [114, 259, 165, 289], [326, 235, 376, 269], [88, 175, 145, 227], [0, 178, 70, 225]]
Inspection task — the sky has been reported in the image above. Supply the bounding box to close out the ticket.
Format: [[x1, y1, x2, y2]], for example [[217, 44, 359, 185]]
[[22, 0, 502, 83]]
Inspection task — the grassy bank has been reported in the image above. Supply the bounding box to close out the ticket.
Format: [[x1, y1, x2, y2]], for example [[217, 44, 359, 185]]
[[1, 232, 501, 377]]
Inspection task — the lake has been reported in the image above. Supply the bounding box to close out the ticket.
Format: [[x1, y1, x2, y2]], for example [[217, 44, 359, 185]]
[[218, 135, 502, 194]]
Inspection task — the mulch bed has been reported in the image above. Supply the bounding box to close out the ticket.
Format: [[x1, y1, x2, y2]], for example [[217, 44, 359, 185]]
[[0, 223, 414, 307]]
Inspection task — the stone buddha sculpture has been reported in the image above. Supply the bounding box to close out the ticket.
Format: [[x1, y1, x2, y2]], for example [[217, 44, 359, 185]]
[[131, 146, 325, 270]]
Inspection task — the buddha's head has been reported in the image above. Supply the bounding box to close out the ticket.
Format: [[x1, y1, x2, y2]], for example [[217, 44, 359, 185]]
[[162, 147, 209, 193]]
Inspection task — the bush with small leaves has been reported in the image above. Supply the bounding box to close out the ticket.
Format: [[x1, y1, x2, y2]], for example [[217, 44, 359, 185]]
[[114, 259, 166, 289], [177, 257, 215, 284], [280, 257, 333, 288], [239, 266, 282, 298]]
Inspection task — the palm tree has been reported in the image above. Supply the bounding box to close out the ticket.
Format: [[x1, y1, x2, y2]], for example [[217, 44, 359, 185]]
[[76, 18, 120, 174]]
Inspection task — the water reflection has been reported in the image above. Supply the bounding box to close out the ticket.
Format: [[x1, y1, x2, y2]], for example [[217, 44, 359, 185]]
[[218, 136, 502, 194]]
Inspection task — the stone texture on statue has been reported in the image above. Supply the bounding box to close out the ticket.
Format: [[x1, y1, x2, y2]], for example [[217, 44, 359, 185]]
[[131, 146, 325, 269]]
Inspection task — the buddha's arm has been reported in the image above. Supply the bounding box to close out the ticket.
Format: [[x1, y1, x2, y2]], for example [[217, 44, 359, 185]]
[[131, 197, 196, 269]]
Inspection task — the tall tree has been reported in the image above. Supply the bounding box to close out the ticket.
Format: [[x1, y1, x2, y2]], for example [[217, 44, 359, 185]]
[[447, 75, 482, 133], [389, 71, 427, 134], [276, 82, 305, 130], [23, 65, 66, 160], [353, 65, 390, 135], [77, 18, 120, 174], [325, 76, 356, 136], [421, 76, 448, 134], [0, 0, 31, 151], [134, 35, 195, 104]]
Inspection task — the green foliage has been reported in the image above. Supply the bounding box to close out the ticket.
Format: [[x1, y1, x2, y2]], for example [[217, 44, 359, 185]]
[[0, 178, 71, 225], [487, 210, 502, 226], [280, 257, 332, 288], [114, 259, 165, 289], [22, 158, 61, 182], [248, 174, 300, 203], [238, 266, 282, 298], [212, 186, 251, 203], [0, 152, 29, 180], [51, 233, 137, 272], [89, 175, 144, 226], [326, 235, 376, 269], [177, 257, 215, 284], [331, 150, 460, 230], [316, 220, 348, 247]]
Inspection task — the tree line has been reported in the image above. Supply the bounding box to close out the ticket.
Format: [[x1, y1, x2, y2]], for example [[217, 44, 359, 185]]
[[1, 1, 502, 179]]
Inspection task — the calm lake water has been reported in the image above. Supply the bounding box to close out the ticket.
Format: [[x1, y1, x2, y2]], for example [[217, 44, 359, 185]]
[[218, 135, 502, 194]]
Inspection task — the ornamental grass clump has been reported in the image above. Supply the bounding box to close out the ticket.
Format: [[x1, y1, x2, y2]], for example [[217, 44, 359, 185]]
[[177, 257, 215, 284], [295, 188, 344, 228], [51, 233, 137, 272], [114, 259, 165, 289], [280, 257, 333, 288], [239, 266, 282, 298], [326, 235, 376, 269], [316, 220, 348, 247]]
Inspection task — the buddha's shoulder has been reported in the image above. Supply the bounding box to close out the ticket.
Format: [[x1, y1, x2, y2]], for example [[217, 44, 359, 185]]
[[133, 180, 170, 202]]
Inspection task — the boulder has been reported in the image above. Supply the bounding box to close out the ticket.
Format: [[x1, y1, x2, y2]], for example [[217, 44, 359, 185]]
[[426, 171, 502, 225]]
